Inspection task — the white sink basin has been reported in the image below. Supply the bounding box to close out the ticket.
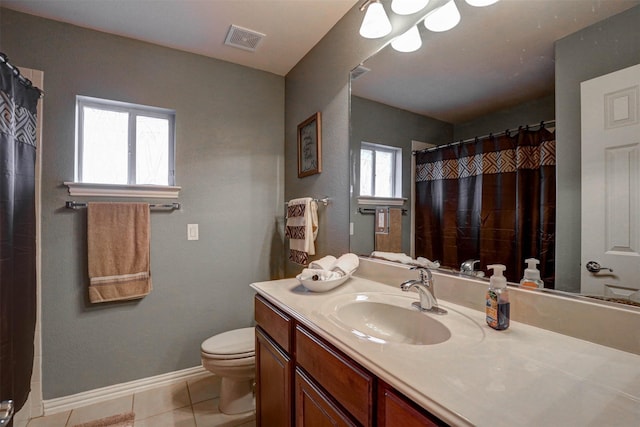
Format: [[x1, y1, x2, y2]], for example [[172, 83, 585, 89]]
[[321, 292, 457, 345]]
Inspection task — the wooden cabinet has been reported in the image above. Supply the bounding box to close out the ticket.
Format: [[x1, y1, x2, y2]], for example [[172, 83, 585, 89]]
[[255, 294, 291, 352], [295, 368, 356, 427], [378, 381, 446, 427], [254, 295, 447, 427], [256, 327, 292, 427], [255, 296, 293, 427], [295, 325, 373, 426]]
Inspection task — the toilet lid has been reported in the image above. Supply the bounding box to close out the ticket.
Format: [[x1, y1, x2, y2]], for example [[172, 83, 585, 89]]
[[201, 327, 255, 357]]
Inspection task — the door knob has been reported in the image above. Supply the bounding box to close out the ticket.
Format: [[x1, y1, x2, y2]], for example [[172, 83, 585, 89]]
[[0, 400, 14, 425], [586, 261, 613, 273]]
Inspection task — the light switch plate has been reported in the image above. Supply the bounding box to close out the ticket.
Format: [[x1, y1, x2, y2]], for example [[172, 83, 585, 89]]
[[187, 224, 199, 240]]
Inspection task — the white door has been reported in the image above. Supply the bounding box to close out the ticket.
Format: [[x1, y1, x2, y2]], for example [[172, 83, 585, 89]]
[[581, 64, 640, 300]]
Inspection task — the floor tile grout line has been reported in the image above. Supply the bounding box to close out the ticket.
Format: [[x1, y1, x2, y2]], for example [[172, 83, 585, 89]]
[[64, 407, 72, 427], [185, 379, 198, 427]]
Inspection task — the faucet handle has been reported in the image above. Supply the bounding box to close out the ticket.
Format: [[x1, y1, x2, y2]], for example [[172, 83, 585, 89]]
[[460, 259, 480, 272], [410, 266, 432, 283]]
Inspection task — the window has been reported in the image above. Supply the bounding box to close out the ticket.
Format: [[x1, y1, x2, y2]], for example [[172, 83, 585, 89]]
[[76, 96, 175, 186], [360, 142, 402, 198]]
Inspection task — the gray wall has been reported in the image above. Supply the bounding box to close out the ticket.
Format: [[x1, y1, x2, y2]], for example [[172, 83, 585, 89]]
[[454, 94, 555, 141], [554, 6, 640, 292], [1, 9, 285, 398], [350, 96, 451, 256]]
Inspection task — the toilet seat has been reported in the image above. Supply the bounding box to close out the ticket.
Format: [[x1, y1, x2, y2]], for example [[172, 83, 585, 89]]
[[200, 327, 256, 415], [201, 327, 255, 360]]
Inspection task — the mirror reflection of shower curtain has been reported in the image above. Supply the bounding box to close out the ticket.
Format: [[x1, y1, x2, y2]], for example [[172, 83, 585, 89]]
[[415, 127, 556, 286], [0, 57, 40, 414]]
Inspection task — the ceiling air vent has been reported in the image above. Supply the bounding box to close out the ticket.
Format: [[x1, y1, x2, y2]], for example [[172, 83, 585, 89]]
[[351, 64, 371, 80], [224, 25, 265, 52]]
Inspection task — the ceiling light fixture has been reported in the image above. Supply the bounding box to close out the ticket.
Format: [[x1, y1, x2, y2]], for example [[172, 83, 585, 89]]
[[391, 25, 422, 52], [465, 0, 500, 6], [359, 0, 393, 39], [391, 0, 430, 15], [424, 0, 461, 32]]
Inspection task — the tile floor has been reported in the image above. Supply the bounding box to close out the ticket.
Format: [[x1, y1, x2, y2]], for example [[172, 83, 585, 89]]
[[23, 375, 255, 427]]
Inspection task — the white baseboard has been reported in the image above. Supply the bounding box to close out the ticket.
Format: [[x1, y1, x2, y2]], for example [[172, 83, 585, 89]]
[[43, 366, 209, 415]]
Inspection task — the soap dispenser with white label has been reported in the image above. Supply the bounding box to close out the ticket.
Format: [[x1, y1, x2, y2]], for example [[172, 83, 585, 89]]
[[486, 264, 510, 331], [520, 258, 544, 289]]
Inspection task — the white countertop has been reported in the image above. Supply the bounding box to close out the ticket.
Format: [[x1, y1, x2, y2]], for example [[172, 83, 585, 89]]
[[251, 276, 640, 427]]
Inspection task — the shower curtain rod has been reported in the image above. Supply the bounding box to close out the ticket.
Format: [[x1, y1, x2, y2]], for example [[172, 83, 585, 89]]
[[413, 119, 555, 155], [0, 53, 44, 97]]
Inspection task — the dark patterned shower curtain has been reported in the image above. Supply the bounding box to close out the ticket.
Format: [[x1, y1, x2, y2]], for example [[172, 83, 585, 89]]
[[415, 127, 556, 286], [0, 55, 40, 415]]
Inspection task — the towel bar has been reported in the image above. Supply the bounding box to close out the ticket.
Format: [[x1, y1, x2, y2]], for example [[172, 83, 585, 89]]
[[284, 197, 330, 207], [65, 201, 181, 210], [358, 207, 407, 215]]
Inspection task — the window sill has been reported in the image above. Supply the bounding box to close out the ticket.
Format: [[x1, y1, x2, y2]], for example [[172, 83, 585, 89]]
[[64, 182, 181, 198], [357, 196, 407, 206]]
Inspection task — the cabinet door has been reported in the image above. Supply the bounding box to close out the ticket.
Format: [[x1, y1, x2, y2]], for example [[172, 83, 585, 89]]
[[378, 382, 446, 427], [295, 326, 373, 425], [295, 369, 356, 427], [256, 327, 293, 427]]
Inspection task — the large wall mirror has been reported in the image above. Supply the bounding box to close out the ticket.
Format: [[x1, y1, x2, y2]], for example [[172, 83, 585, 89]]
[[350, 0, 640, 305]]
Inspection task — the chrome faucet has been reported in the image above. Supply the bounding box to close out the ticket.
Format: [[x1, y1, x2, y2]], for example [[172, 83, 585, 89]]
[[400, 267, 447, 315], [460, 259, 480, 276]]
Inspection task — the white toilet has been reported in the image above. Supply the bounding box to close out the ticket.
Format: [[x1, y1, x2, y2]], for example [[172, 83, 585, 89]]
[[200, 327, 256, 414]]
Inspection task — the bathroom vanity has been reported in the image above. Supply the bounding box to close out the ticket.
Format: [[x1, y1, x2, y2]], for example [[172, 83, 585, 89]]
[[251, 258, 640, 426], [255, 294, 443, 426]]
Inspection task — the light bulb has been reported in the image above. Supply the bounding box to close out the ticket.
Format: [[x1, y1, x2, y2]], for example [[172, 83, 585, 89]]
[[391, 25, 422, 52], [359, 1, 392, 39], [465, 0, 499, 6], [424, 0, 461, 32], [391, 0, 430, 15]]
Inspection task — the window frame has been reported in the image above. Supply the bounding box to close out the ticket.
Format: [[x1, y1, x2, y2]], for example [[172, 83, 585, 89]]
[[75, 95, 176, 186], [359, 141, 402, 199]]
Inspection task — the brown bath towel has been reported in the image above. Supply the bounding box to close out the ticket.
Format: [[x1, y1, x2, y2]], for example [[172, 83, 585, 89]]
[[87, 202, 151, 303]]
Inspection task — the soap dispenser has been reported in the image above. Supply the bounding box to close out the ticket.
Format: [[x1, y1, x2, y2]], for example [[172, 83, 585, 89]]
[[520, 258, 544, 289], [486, 264, 510, 331]]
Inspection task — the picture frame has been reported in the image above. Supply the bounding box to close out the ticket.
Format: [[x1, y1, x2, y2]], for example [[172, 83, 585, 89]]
[[297, 112, 322, 178]]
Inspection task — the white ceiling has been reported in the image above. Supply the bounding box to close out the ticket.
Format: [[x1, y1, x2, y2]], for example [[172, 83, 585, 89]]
[[1, 0, 359, 76]]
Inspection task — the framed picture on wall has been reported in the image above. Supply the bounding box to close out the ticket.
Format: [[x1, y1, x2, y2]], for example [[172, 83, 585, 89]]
[[297, 112, 322, 178]]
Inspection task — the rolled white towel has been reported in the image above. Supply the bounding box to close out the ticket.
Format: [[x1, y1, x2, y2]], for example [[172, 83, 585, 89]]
[[309, 255, 337, 271], [332, 253, 359, 277], [371, 251, 413, 264], [299, 268, 342, 281], [414, 257, 440, 269]]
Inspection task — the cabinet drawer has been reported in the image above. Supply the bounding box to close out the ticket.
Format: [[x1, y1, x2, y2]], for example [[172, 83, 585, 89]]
[[378, 382, 447, 427], [295, 325, 374, 426], [255, 295, 292, 353], [295, 368, 356, 427]]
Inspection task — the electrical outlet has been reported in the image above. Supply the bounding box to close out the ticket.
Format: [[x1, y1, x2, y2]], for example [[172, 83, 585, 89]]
[[187, 224, 199, 241]]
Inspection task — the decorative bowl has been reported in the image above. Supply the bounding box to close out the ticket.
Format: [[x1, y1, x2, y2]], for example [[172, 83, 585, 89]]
[[296, 273, 352, 292]]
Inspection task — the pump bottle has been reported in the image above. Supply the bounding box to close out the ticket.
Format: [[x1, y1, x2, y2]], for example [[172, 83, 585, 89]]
[[486, 264, 510, 330], [520, 258, 544, 289]]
